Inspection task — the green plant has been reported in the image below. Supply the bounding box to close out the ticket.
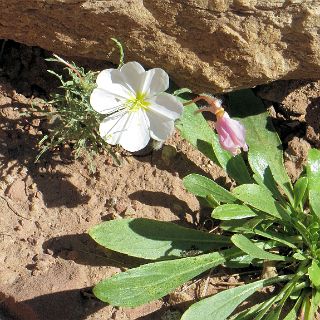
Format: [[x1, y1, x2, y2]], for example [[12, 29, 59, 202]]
[[35, 54, 120, 172], [36, 37, 125, 171], [89, 89, 320, 319]]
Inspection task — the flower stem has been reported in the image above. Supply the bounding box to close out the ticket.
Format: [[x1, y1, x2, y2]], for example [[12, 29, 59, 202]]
[[184, 95, 224, 117], [53, 54, 83, 81]]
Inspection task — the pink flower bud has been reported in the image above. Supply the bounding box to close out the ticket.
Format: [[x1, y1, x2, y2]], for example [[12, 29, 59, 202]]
[[185, 95, 248, 156], [215, 111, 248, 156]]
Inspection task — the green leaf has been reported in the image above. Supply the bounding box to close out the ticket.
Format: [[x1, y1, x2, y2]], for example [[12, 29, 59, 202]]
[[110, 38, 125, 68], [293, 252, 307, 260], [89, 218, 230, 260], [307, 149, 320, 192], [176, 99, 252, 184], [309, 190, 320, 220], [231, 234, 287, 261], [301, 295, 311, 320], [183, 174, 237, 204], [231, 302, 264, 320], [181, 277, 287, 320], [306, 149, 320, 221], [310, 289, 320, 320], [221, 218, 264, 233], [265, 277, 300, 320], [308, 261, 320, 288], [293, 176, 308, 209], [93, 248, 241, 307], [283, 293, 304, 320], [254, 229, 298, 249], [224, 254, 253, 268], [176, 100, 217, 163], [205, 194, 220, 208], [212, 204, 257, 220], [232, 184, 290, 220], [228, 89, 293, 201], [173, 88, 192, 96]]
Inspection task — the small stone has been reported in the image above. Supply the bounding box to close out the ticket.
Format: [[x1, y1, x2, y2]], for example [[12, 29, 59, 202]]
[[106, 197, 117, 208], [123, 206, 136, 217], [0, 96, 12, 106], [168, 291, 192, 305], [13, 225, 21, 231], [34, 221, 41, 229], [228, 276, 237, 284], [27, 237, 37, 246], [262, 261, 278, 279], [45, 248, 54, 256], [31, 118, 41, 127], [131, 200, 140, 211], [115, 200, 127, 214], [284, 137, 311, 182]]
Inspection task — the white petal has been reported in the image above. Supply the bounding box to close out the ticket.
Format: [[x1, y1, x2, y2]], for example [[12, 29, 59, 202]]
[[99, 111, 129, 145], [95, 67, 133, 99], [102, 83, 132, 101], [96, 68, 136, 96], [147, 110, 174, 141], [148, 93, 183, 120], [140, 68, 169, 96], [90, 88, 124, 114], [96, 69, 114, 88], [99, 110, 150, 152], [120, 61, 145, 75], [119, 62, 145, 93]]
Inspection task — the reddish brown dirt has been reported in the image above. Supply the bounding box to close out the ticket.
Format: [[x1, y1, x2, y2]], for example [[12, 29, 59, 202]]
[[0, 41, 320, 320]]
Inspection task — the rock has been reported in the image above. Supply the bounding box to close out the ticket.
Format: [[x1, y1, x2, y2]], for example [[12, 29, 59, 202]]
[[0, 1, 320, 92], [284, 137, 311, 182], [257, 80, 320, 116], [305, 95, 320, 147]]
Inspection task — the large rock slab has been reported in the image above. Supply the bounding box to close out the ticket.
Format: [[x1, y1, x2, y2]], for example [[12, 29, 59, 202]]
[[0, 0, 319, 92]]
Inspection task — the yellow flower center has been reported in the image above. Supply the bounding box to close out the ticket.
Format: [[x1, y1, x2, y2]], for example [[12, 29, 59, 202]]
[[126, 92, 150, 112]]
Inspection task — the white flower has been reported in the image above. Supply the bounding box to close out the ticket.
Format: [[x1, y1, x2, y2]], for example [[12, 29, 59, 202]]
[[90, 61, 183, 152]]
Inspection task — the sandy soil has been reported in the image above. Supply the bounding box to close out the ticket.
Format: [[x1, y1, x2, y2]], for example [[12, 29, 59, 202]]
[[0, 41, 319, 320]]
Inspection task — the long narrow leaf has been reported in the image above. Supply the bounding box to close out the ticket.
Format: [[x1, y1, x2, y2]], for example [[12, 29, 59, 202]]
[[181, 276, 288, 320], [254, 229, 298, 249], [93, 248, 241, 307], [293, 176, 308, 209], [306, 150, 320, 220], [309, 190, 320, 220], [212, 204, 257, 220], [89, 218, 230, 260], [307, 149, 320, 191], [183, 174, 237, 203], [310, 289, 320, 320], [221, 218, 264, 233], [283, 293, 304, 320], [231, 234, 287, 261], [232, 184, 290, 221]]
